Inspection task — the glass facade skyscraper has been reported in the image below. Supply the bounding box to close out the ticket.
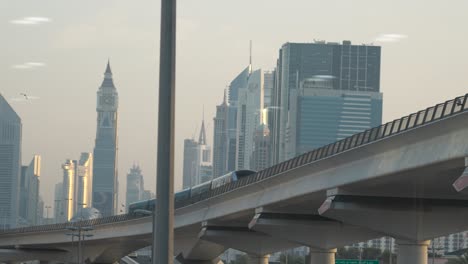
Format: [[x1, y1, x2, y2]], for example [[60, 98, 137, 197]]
[[272, 41, 382, 162], [92, 61, 119, 217], [126, 164, 144, 208], [182, 119, 213, 188], [0, 94, 21, 229]]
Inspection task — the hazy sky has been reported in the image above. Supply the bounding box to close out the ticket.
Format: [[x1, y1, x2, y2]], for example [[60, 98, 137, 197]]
[[1, 0, 467, 215]]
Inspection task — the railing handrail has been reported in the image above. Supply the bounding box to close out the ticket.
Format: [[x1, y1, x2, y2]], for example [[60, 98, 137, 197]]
[[1, 93, 467, 235]]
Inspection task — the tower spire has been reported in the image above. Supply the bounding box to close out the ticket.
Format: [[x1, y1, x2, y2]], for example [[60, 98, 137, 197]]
[[105, 59, 112, 75], [249, 40, 252, 66], [198, 117, 206, 145]]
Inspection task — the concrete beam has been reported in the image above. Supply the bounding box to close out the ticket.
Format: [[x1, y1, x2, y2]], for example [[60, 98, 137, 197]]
[[319, 195, 468, 241], [249, 212, 383, 249], [199, 225, 299, 256], [175, 226, 226, 262], [0, 249, 69, 263]]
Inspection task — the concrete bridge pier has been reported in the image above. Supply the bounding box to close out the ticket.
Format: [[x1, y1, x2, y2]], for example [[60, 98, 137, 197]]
[[308, 248, 336, 264], [396, 240, 430, 264], [246, 254, 269, 264]]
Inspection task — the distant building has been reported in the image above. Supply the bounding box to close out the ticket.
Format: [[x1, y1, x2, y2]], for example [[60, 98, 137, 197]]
[[236, 69, 264, 170], [0, 94, 22, 228], [286, 77, 382, 158], [18, 155, 41, 225], [92, 61, 119, 217], [182, 119, 213, 188], [141, 190, 155, 200], [76, 153, 93, 210], [54, 182, 63, 222], [212, 91, 229, 178], [182, 138, 199, 189], [57, 152, 93, 223], [61, 159, 77, 222], [272, 41, 382, 163], [126, 164, 144, 208], [37, 196, 44, 225], [250, 123, 271, 171]]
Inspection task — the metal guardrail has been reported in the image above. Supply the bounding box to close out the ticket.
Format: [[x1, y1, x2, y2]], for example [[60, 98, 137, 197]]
[[0, 214, 144, 235], [1, 94, 467, 235], [176, 93, 468, 207]]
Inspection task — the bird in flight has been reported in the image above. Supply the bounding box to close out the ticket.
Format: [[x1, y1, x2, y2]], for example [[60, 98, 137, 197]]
[[11, 93, 40, 102]]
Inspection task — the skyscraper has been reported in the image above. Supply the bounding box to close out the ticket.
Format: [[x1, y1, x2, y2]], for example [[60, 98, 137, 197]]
[[76, 153, 93, 210], [0, 94, 21, 228], [126, 164, 144, 208], [61, 159, 76, 222], [287, 77, 382, 158], [182, 119, 213, 188], [92, 61, 119, 217], [18, 155, 41, 226], [236, 69, 264, 170], [250, 123, 271, 171], [213, 64, 252, 177], [54, 182, 63, 223], [182, 138, 198, 189], [271, 41, 382, 163], [212, 92, 229, 178]]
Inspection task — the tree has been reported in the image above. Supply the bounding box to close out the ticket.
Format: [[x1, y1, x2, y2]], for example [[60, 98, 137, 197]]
[[379, 250, 397, 264], [447, 253, 468, 264], [229, 254, 247, 264], [279, 253, 305, 264]]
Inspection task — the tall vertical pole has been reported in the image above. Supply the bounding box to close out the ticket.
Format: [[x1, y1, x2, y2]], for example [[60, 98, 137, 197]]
[[153, 0, 176, 262]]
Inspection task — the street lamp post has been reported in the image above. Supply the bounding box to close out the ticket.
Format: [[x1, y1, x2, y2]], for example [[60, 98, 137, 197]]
[[45, 205, 51, 222], [67, 225, 94, 264], [154, 0, 176, 263]]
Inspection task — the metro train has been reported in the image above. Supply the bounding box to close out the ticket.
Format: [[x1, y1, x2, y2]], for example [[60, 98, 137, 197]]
[[128, 170, 256, 215]]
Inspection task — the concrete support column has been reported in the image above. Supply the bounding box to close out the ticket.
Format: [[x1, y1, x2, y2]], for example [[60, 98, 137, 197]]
[[247, 254, 269, 264], [396, 240, 430, 264], [308, 248, 336, 264]]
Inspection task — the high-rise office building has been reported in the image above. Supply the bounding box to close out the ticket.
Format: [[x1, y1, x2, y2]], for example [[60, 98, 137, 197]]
[[141, 190, 155, 200], [61, 159, 76, 222], [126, 164, 144, 208], [76, 153, 93, 209], [57, 152, 93, 222], [212, 92, 229, 178], [271, 41, 382, 163], [236, 69, 264, 170], [0, 94, 22, 229], [18, 155, 41, 226], [286, 77, 382, 158], [250, 123, 271, 171], [182, 138, 199, 189], [182, 120, 213, 188], [213, 63, 255, 176], [54, 182, 63, 222], [92, 61, 119, 217]]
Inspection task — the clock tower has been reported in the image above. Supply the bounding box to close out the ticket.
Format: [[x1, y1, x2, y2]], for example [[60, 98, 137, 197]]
[[92, 60, 119, 216]]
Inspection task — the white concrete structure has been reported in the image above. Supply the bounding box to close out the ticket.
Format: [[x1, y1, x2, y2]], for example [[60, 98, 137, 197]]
[[1, 95, 468, 264]]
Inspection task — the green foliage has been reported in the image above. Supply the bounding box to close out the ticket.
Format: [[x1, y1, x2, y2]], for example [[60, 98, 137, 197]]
[[447, 253, 468, 264], [279, 253, 305, 264], [336, 247, 396, 264], [229, 254, 248, 264]]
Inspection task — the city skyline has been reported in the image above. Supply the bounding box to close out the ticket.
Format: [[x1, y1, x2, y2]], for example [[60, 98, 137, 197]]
[[2, 0, 468, 211]]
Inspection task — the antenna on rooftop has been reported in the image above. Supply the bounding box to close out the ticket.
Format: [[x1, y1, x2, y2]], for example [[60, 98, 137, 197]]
[[249, 40, 252, 67]]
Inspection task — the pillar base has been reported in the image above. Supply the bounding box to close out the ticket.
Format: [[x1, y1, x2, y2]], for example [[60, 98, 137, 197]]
[[308, 248, 336, 264], [396, 240, 430, 264]]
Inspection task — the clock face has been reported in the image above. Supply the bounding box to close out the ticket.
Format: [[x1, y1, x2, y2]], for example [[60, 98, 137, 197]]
[[103, 95, 114, 105]]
